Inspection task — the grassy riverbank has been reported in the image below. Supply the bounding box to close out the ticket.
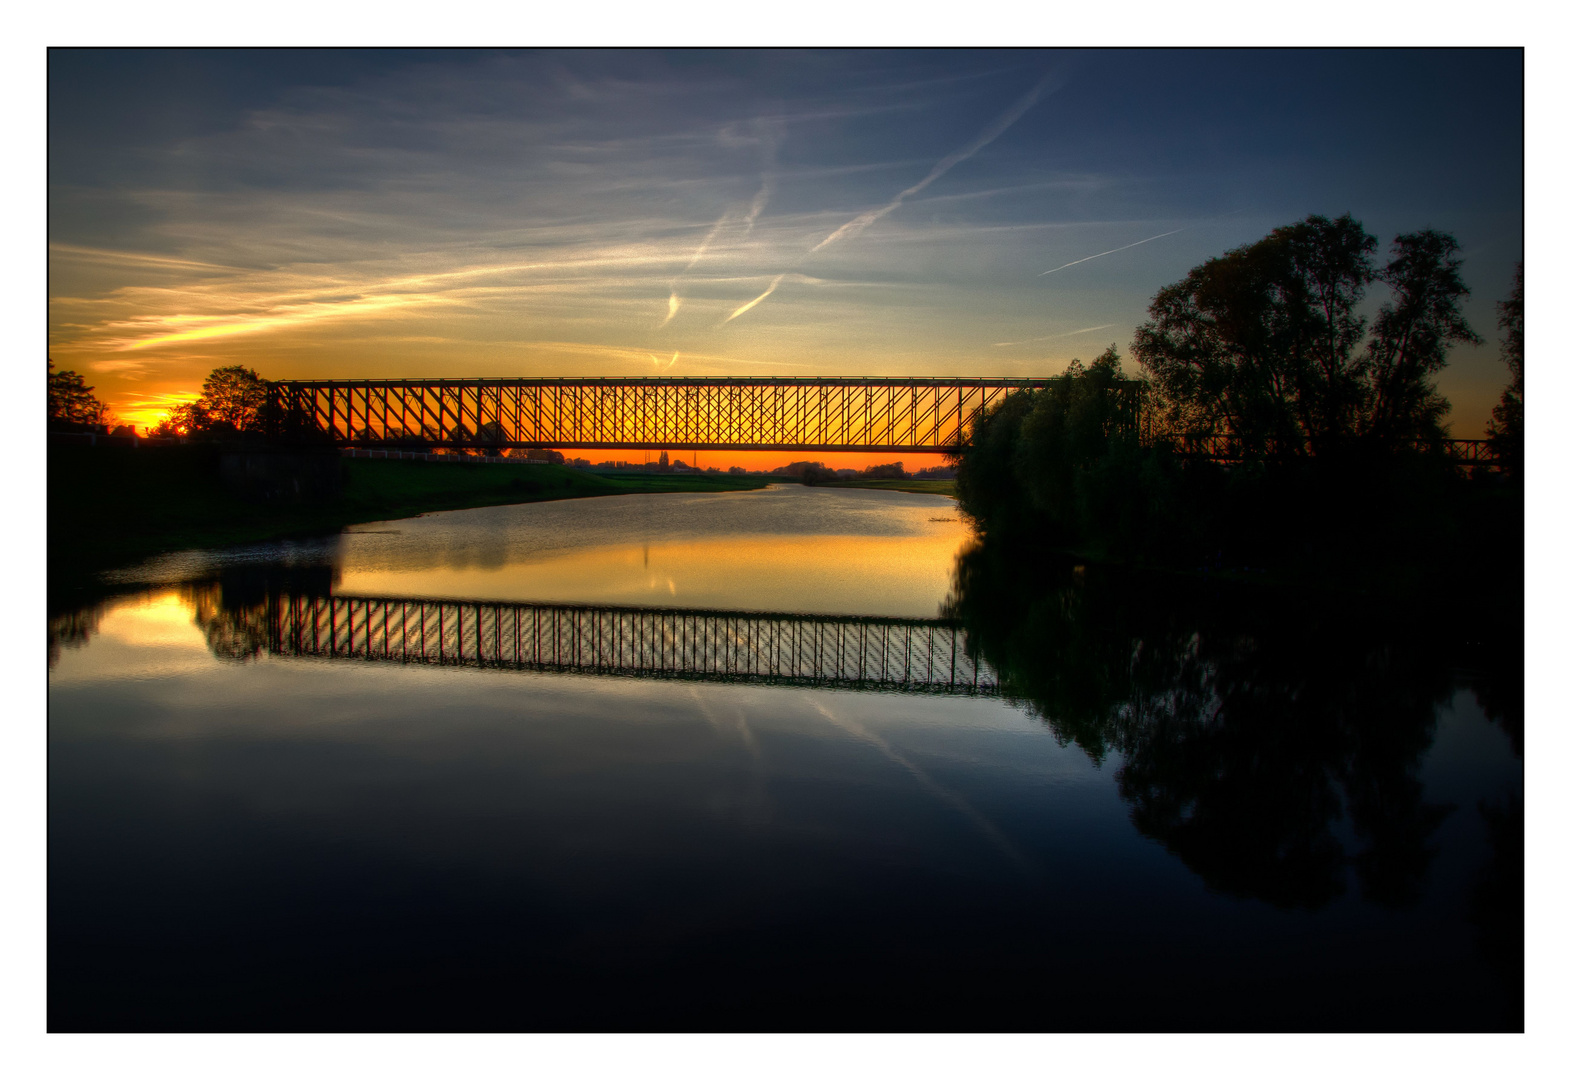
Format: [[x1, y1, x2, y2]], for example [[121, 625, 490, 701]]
[[820, 478, 957, 497], [49, 442, 767, 585]]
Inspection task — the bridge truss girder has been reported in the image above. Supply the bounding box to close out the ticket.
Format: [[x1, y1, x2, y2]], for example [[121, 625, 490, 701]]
[[267, 593, 999, 695], [267, 376, 1123, 453]]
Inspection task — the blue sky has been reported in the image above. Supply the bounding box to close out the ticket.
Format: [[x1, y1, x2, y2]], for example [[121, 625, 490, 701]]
[[47, 48, 1523, 434]]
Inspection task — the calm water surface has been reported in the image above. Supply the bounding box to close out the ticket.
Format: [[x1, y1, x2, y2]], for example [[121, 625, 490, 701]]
[[49, 485, 1522, 1031]]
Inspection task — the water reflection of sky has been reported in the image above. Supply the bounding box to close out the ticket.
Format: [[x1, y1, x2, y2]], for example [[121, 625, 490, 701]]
[[332, 484, 969, 615], [102, 484, 973, 618], [48, 485, 1523, 1032]]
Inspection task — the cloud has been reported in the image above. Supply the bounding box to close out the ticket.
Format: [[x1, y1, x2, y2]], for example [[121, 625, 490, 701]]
[[722, 274, 786, 324], [661, 122, 778, 328], [740, 119, 778, 236], [1039, 228, 1186, 277], [992, 324, 1115, 347], [717, 74, 1059, 328], [658, 290, 682, 328], [809, 75, 1059, 255]]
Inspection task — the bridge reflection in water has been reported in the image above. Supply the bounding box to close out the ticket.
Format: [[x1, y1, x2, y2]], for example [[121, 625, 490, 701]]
[[264, 593, 998, 695]]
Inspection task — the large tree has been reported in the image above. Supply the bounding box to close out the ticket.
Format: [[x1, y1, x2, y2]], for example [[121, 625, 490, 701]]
[[1131, 215, 1477, 456], [1131, 214, 1378, 456], [151, 365, 271, 437], [198, 365, 270, 432]]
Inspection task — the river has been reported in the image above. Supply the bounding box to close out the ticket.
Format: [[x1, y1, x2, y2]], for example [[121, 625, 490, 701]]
[[47, 484, 1522, 1031]]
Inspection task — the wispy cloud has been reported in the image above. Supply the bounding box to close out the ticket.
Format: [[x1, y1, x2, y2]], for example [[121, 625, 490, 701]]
[[659, 291, 682, 327], [722, 274, 786, 324], [809, 75, 1059, 255], [1038, 227, 1186, 277], [716, 75, 1059, 327], [660, 122, 778, 329], [992, 324, 1115, 348]]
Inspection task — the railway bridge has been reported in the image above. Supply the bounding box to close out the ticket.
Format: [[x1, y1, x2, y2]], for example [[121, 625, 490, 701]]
[[264, 374, 1502, 467], [256, 592, 1000, 696], [266, 375, 1129, 454]]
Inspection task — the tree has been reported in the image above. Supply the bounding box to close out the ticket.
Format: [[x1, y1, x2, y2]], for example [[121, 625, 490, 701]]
[[1132, 215, 1481, 456], [1359, 230, 1481, 442], [149, 402, 209, 438], [1486, 263, 1523, 469], [952, 345, 1148, 545], [1131, 214, 1378, 457], [48, 359, 110, 428], [150, 365, 271, 438], [198, 365, 269, 432]]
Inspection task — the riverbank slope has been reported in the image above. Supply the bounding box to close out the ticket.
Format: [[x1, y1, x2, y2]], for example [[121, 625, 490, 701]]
[[49, 443, 768, 588]]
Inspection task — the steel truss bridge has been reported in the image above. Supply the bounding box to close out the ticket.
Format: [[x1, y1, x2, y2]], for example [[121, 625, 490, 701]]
[[267, 376, 1120, 453], [263, 592, 999, 696], [263, 374, 1500, 467]]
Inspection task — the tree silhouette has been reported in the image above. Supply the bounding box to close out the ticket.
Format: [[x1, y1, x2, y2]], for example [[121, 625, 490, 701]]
[[149, 402, 208, 437], [198, 365, 269, 432], [1360, 230, 1481, 441], [1131, 214, 1379, 456], [48, 359, 110, 428], [1131, 215, 1478, 455], [1486, 264, 1524, 473], [149, 365, 270, 437]]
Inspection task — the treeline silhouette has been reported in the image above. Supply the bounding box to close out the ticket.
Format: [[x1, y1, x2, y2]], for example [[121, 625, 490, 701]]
[[951, 217, 1523, 592]]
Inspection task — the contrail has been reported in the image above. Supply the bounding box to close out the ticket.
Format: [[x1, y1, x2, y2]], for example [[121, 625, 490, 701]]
[[741, 176, 772, 235], [1039, 227, 1186, 276], [648, 351, 678, 370], [661, 211, 736, 327], [810, 75, 1057, 254], [663, 156, 773, 328], [992, 323, 1114, 347], [722, 75, 1057, 326], [723, 274, 785, 323], [685, 212, 732, 271], [741, 121, 776, 235]]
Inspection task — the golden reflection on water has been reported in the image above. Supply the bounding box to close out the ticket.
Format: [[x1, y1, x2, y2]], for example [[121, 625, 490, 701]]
[[337, 531, 967, 616], [331, 487, 973, 618], [48, 589, 215, 683]]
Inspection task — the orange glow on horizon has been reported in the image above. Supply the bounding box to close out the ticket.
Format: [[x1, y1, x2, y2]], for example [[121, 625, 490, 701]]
[[552, 448, 953, 475]]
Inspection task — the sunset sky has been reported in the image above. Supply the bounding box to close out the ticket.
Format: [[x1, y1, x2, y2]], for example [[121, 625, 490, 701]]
[[48, 48, 1523, 460]]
